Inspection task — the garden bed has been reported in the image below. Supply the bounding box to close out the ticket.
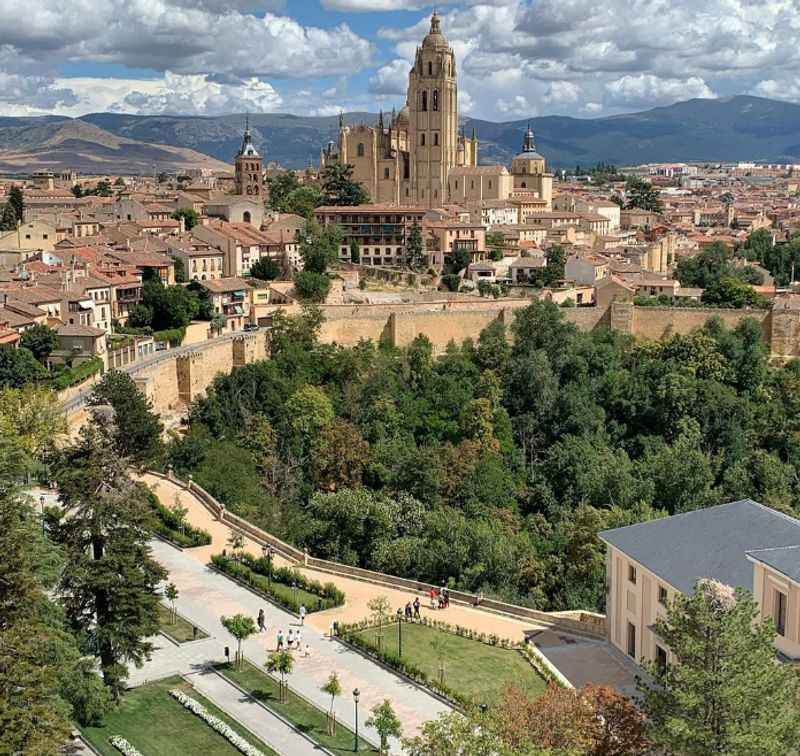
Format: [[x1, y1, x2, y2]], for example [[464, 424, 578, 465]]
[[80, 676, 277, 756], [145, 487, 211, 548], [158, 604, 208, 644], [217, 661, 375, 754], [210, 553, 344, 614], [339, 618, 547, 708]]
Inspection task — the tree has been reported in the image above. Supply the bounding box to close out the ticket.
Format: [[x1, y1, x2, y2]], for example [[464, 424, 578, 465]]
[[701, 277, 769, 309], [0, 202, 16, 230], [53, 414, 167, 699], [429, 632, 448, 687], [173, 256, 187, 283], [221, 613, 257, 669], [0, 385, 65, 459], [172, 207, 199, 230], [367, 595, 392, 651], [18, 323, 58, 363], [70, 184, 83, 198], [402, 709, 523, 756], [94, 179, 112, 197], [294, 271, 331, 302], [638, 579, 800, 756], [350, 239, 360, 264], [285, 185, 323, 218], [486, 231, 505, 261], [226, 529, 245, 560], [543, 244, 566, 285], [114, 176, 126, 187], [321, 671, 342, 735], [266, 649, 294, 702], [451, 247, 471, 273], [366, 699, 403, 755], [300, 220, 341, 274], [8, 185, 24, 223], [266, 171, 301, 211], [250, 256, 282, 281], [407, 221, 425, 269], [440, 273, 460, 292], [624, 176, 662, 212], [321, 162, 370, 206], [89, 370, 164, 467], [0, 345, 48, 388], [164, 583, 179, 624]]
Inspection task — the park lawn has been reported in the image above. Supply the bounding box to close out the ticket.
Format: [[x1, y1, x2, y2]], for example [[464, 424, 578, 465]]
[[218, 661, 376, 755], [357, 621, 547, 705], [80, 676, 278, 756], [158, 604, 209, 643], [267, 581, 329, 612]]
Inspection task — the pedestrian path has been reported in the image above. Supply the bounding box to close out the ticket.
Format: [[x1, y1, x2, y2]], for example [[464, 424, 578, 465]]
[[186, 667, 322, 756], [137, 538, 451, 750]]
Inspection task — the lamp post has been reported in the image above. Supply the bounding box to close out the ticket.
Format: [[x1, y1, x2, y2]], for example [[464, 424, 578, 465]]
[[39, 495, 45, 536], [262, 544, 274, 590], [292, 580, 298, 606], [353, 688, 360, 752], [396, 608, 403, 658]]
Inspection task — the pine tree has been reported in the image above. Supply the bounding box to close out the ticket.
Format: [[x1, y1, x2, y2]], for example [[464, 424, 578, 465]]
[[7, 185, 24, 223], [638, 579, 800, 755], [321, 163, 369, 206], [407, 221, 425, 269], [53, 413, 167, 699]]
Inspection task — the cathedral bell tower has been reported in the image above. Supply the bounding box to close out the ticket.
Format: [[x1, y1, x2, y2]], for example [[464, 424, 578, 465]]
[[407, 10, 459, 207], [234, 117, 263, 197]]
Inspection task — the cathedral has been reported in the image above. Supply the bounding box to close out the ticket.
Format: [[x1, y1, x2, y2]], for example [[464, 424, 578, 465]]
[[321, 11, 552, 211]]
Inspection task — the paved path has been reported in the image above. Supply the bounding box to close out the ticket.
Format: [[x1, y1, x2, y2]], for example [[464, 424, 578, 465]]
[[136, 538, 451, 751], [186, 667, 322, 756], [140, 473, 553, 643]]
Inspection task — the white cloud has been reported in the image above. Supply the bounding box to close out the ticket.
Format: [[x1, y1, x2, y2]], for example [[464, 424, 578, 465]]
[[605, 74, 715, 108], [369, 59, 409, 95]]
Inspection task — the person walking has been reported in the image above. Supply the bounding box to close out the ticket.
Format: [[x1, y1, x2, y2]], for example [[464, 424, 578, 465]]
[[299, 604, 307, 626], [257, 609, 265, 632], [276, 629, 284, 650], [429, 587, 437, 609], [405, 601, 412, 620], [413, 596, 421, 619], [287, 628, 295, 649], [295, 629, 302, 650]]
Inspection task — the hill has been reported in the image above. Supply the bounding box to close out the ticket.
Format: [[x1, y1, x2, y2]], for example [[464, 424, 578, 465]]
[[4, 96, 800, 174], [0, 119, 231, 175]]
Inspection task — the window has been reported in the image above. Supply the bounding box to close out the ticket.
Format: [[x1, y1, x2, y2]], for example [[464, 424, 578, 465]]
[[42, 234, 48, 239], [243, 211, 251, 224], [384, 167, 390, 179], [357, 142, 365, 157], [655, 645, 668, 672], [405, 188, 410, 197], [25, 234, 30, 239], [488, 180, 492, 189], [658, 585, 668, 606], [628, 564, 637, 584], [428, 61, 433, 76], [470, 180, 475, 190], [421, 133, 426, 146], [626, 622, 636, 657], [521, 181, 527, 188], [432, 89, 439, 111], [434, 189, 438, 198], [421, 90, 428, 111], [774, 590, 787, 636], [434, 133, 439, 146]]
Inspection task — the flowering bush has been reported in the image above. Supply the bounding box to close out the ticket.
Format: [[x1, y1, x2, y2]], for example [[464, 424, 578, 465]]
[[170, 689, 267, 756], [109, 736, 143, 756]]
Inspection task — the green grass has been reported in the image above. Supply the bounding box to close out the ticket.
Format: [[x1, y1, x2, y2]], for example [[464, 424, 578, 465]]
[[357, 622, 547, 705], [217, 661, 376, 754], [81, 676, 278, 756], [158, 604, 209, 643]]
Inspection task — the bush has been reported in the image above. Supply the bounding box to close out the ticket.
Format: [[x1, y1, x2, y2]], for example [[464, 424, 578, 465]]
[[441, 274, 461, 292], [211, 553, 345, 612], [145, 488, 212, 547], [50, 357, 104, 390], [152, 327, 186, 345]]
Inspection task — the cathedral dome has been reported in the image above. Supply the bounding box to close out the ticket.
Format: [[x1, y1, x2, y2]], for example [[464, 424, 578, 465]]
[[422, 10, 447, 48], [513, 123, 544, 162]]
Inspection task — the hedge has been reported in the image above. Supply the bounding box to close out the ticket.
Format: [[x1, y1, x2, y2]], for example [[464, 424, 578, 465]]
[[152, 327, 185, 345], [210, 553, 345, 614], [144, 488, 212, 548], [51, 357, 104, 390]]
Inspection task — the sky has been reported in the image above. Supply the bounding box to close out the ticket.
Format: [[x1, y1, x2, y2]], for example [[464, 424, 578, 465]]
[[1, 0, 798, 122]]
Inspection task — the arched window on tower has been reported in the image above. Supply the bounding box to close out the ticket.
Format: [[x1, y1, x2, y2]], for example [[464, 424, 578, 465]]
[[434, 133, 439, 146], [421, 91, 428, 111], [243, 211, 251, 224], [428, 61, 433, 76], [421, 133, 426, 146], [357, 142, 365, 157], [432, 90, 439, 112]]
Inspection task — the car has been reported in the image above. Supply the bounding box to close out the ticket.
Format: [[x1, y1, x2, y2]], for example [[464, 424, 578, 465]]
[[243, 323, 259, 332]]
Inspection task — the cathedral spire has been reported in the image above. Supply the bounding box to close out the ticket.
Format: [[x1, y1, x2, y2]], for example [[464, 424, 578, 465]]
[[237, 115, 259, 158], [378, 108, 384, 129], [338, 111, 344, 130], [523, 122, 536, 152]]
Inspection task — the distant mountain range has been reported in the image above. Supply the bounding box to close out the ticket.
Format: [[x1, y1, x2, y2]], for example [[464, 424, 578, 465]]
[[3, 95, 800, 175]]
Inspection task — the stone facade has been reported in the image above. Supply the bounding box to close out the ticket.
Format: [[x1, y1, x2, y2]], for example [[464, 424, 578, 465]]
[[234, 118, 263, 198]]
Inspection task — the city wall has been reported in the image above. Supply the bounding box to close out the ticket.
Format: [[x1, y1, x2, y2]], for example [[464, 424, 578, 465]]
[[63, 301, 800, 429]]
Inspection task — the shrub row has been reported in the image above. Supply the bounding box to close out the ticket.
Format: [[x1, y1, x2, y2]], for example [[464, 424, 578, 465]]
[[211, 553, 345, 614], [145, 489, 212, 548], [50, 357, 104, 390]]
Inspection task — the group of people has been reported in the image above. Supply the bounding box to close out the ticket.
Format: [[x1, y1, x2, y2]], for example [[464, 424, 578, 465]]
[[402, 596, 422, 620], [256, 605, 311, 656], [429, 585, 450, 609]]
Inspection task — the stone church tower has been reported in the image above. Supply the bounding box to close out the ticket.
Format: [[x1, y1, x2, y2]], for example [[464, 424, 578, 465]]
[[234, 118, 263, 197], [321, 11, 477, 208]]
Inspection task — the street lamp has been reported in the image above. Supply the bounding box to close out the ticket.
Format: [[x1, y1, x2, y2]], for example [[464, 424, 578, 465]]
[[396, 608, 403, 658], [292, 580, 298, 606], [262, 544, 274, 589], [353, 688, 360, 752], [39, 495, 45, 536]]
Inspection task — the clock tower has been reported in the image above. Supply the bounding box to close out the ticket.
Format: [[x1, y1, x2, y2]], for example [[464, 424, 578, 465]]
[[234, 117, 263, 197]]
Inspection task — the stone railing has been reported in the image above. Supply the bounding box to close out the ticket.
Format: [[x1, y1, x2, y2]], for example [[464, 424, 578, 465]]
[[150, 470, 607, 640]]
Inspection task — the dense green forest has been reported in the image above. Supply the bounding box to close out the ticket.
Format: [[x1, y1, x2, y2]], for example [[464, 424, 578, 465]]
[[165, 302, 800, 612]]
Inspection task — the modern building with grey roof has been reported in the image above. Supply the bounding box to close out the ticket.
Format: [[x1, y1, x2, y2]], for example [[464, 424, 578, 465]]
[[599, 499, 800, 665]]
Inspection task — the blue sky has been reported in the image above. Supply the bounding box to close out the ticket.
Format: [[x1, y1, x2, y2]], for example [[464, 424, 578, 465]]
[[0, 0, 797, 121]]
